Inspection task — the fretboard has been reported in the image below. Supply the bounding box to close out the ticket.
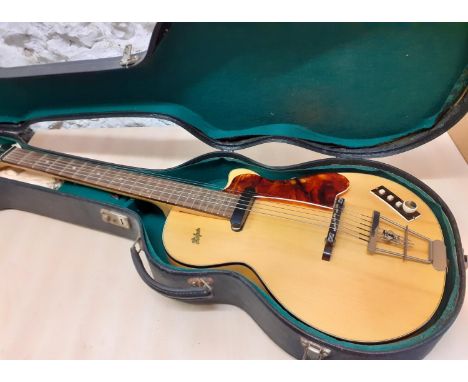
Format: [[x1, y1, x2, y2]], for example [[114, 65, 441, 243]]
[[1, 147, 237, 219]]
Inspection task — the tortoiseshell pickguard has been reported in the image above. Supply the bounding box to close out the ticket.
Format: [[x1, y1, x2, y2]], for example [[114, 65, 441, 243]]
[[225, 172, 350, 208]]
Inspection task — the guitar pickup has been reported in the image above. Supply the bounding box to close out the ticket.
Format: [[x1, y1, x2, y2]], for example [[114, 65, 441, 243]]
[[371, 185, 420, 221], [230, 188, 256, 232], [322, 197, 345, 261]]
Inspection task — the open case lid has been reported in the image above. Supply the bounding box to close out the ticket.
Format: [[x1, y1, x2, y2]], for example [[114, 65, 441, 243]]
[[0, 22, 467, 157]]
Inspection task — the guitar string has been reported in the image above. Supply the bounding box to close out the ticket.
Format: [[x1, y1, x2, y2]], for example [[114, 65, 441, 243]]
[[3, 154, 375, 244], [3, 161, 375, 245], [2, 150, 370, 228], [3, 151, 418, 247], [4, 150, 415, 245], [3, 151, 374, 235], [1, 163, 414, 249], [4, 149, 374, 227], [5, 147, 374, 221], [3, 150, 414, 245]]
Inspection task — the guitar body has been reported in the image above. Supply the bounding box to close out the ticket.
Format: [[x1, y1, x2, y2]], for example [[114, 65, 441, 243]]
[[163, 169, 446, 343]]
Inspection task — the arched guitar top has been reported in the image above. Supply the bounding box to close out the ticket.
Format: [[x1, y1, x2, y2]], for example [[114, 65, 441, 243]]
[[225, 172, 350, 208]]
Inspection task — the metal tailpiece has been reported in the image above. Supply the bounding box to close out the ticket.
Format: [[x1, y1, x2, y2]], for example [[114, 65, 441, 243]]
[[367, 211, 447, 271]]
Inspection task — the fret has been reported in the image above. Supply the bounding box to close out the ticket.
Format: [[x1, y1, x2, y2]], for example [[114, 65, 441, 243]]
[[141, 177, 161, 199], [223, 194, 238, 218], [188, 186, 198, 209], [16, 149, 34, 165], [125, 172, 142, 194], [215, 193, 225, 217], [30, 153, 47, 170], [142, 176, 166, 199], [82, 163, 100, 182], [204, 191, 215, 215], [218, 194, 230, 217], [188, 186, 205, 210], [108, 169, 125, 191], [216, 193, 229, 216], [1, 147, 235, 220], [217, 194, 226, 216], [173, 181, 190, 204], [127, 172, 153, 199], [153, 178, 171, 200], [83, 163, 99, 181], [198, 189, 210, 212], [204, 190, 216, 213], [202, 189, 214, 212], [44, 154, 60, 174], [173, 184, 188, 205], [93, 164, 113, 187], [57, 158, 76, 177], [171, 181, 186, 206], [73, 161, 88, 180], [131, 175, 154, 197], [211, 190, 222, 215]]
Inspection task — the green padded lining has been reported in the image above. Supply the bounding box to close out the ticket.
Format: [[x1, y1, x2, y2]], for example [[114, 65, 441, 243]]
[[0, 136, 460, 352], [1, 23, 467, 149]]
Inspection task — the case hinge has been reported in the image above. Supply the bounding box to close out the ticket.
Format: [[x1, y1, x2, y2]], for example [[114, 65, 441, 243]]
[[300, 338, 331, 360], [120, 44, 140, 67], [187, 277, 214, 292]]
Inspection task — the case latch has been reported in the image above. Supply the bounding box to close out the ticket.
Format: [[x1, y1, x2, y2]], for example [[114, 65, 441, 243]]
[[300, 338, 331, 360], [100, 208, 131, 229]]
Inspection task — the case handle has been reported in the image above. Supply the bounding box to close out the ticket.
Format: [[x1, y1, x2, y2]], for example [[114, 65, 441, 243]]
[[131, 239, 213, 300]]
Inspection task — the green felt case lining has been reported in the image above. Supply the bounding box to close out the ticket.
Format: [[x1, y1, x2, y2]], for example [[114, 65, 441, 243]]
[[1, 23, 467, 150]]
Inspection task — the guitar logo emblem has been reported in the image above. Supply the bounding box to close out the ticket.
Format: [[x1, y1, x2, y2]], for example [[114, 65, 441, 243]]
[[191, 228, 202, 244]]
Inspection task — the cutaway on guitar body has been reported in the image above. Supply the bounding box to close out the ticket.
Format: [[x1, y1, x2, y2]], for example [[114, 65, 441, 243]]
[[162, 168, 447, 344]]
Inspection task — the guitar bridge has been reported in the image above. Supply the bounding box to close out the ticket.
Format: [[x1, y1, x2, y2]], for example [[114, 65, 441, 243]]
[[367, 211, 446, 271], [322, 197, 345, 261]]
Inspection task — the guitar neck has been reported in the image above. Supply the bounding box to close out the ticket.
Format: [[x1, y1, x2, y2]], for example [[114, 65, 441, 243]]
[[0, 146, 236, 218]]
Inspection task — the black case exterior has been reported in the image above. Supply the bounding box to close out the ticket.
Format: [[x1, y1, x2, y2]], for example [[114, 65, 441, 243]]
[[0, 145, 465, 359]]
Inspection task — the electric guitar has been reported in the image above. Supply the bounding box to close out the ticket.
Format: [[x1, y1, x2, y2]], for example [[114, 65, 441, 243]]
[[0, 143, 447, 343]]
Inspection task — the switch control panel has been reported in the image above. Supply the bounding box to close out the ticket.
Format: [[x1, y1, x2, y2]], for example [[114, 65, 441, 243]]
[[371, 185, 420, 221]]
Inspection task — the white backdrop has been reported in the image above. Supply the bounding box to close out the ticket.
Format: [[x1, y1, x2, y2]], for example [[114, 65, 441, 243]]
[[0, 22, 155, 67]]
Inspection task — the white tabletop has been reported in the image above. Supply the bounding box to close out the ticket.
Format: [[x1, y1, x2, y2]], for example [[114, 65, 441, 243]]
[[0, 124, 466, 359]]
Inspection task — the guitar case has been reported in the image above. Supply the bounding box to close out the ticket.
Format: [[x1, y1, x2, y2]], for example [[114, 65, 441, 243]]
[[0, 22, 466, 359]]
